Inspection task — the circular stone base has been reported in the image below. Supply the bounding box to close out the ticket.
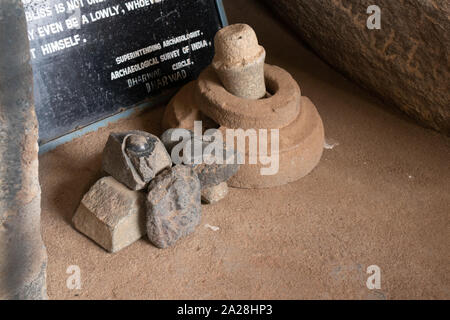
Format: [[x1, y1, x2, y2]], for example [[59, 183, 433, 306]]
[[195, 64, 301, 129], [225, 96, 324, 189]]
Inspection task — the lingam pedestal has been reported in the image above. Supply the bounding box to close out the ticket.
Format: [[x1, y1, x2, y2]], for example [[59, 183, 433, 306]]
[[162, 24, 324, 189]]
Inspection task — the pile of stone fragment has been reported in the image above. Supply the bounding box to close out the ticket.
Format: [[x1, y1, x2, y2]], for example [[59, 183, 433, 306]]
[[72, 129, 239, 252], [72, 23, 325, 253]]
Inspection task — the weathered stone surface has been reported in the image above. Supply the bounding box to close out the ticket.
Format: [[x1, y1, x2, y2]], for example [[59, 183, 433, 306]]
[[226, 97, 325, 189], [146, 165, 201, 249], [196, 64, 301, 129], [265, 0, 450, 134], [0, 0, 47, 300], [212, 24, 266, 99], [201, 182, 229, 204], [180, 137, 240, 189], [102, 131, 171, 190], [72, 177, 146, 253]]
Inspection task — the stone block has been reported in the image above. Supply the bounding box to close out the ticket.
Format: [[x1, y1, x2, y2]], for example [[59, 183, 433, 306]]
[[73, 177, 146, 253]]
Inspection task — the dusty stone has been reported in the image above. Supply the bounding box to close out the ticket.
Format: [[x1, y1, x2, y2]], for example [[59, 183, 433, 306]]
[[146, 165, 201, 249], [102, 131, 171, 190], [0, 0, 47, 300], [194, 23, 323, 189], [212, 24, 266, 99], [72, 177, 146, 253], [193, 160, 240, 189], [196, 64, 301, 129], [265, 0, 450, 134], [161, 21, 323, 192], [201, 182, 229, 204]]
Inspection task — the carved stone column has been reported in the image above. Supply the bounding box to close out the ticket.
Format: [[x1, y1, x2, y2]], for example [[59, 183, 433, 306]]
[[0, 0, 48, 300]]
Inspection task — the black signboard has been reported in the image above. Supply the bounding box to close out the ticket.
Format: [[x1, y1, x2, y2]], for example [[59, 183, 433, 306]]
[[23, 0, 226, 145]]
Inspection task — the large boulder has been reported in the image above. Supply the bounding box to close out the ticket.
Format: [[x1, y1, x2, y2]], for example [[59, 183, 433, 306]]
[[265, 0, 449, 134]]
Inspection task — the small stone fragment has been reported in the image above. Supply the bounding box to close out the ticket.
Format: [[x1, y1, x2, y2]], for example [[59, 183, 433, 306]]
[[102, 130, 172, 190], [72, 177, 146, 253], [146, 165, 201, 249], [201, 182, 229, 204]]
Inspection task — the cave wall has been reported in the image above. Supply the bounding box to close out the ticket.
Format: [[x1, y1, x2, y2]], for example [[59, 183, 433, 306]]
[[265, 0, 449, 134]]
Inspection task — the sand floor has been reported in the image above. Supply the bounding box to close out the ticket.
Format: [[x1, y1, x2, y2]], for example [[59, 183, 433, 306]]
[[38, 0, 450, 299]]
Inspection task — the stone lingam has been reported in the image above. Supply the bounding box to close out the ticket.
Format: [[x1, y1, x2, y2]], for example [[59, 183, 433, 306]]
[[162, 23, 325, 188]]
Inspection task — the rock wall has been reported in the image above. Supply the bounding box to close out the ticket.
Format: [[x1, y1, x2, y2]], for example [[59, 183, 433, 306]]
[[265, 0, 449, 134], [0, 1, 48, 299]]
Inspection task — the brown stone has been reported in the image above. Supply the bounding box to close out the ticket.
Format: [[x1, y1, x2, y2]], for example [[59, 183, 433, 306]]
[[212, 24, 267, 99], [201, 182, 229, 204], [196, 64, 301, 129], [265, 0, 450, 134], [72, 177, 146, 253], [163, 24, 324, 190]]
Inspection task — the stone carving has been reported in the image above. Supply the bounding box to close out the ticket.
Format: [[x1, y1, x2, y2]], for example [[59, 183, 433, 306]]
[[102, 131, 172, 190], [162, 24, 325, 188]]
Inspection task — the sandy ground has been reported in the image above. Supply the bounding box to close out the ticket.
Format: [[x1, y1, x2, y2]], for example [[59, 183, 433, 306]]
[[38, 0, 450, 299]]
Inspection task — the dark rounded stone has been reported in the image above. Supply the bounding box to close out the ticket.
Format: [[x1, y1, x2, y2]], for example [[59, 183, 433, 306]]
[[126, 134, 157, 157], [146, 165, 201, 249]]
